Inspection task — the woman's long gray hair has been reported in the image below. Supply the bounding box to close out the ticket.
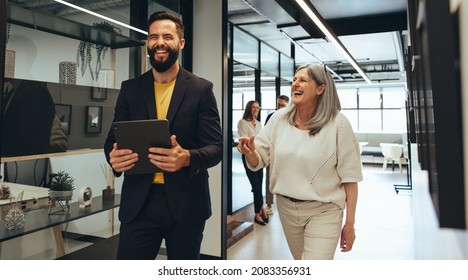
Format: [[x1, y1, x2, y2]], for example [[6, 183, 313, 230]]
[[285, 64, 341, 136]]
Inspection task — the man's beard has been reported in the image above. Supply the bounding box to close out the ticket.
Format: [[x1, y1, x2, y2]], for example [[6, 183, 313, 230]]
[[147, 46, 179, 73]]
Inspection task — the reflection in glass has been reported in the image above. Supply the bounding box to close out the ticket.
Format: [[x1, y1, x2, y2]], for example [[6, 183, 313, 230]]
[[86, 106, 102, 134], [1, 79, 56, 157]]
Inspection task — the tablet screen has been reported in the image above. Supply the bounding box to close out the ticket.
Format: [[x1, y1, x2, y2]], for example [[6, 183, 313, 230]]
[[113, 119, 171, 175]]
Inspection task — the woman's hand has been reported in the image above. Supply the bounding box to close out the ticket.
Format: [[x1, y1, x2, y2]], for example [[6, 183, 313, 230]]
[[340, 224, 356, 252], [237, 136, 255, 155], [237, 136, 259, 167]]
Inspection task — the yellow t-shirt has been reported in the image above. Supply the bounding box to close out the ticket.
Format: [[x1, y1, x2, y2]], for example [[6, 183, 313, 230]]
[[152, 79, 175, 184]]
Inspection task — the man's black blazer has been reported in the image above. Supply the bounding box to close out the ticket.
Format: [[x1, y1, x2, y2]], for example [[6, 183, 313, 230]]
[[104, 68, 222, 225]]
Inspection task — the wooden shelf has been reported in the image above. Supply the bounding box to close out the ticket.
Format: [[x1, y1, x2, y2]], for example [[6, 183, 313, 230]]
[[7, 3, 144, 49], [0, 148, 104, 163]]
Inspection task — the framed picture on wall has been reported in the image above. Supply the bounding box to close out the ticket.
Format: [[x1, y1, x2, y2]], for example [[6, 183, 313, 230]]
[[54, 104, 72, 135], [85, 106, 102, 134], [91, 87, 107, 100]]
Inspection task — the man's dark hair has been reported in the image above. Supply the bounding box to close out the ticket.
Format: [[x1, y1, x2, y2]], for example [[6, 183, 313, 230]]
[[278, 95, 289, 103], [147, 11, 185, 39]]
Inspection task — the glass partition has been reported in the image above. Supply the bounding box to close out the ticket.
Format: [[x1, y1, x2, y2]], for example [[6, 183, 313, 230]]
[[280, 53, 294, 82], [233, 27, 259, 69], [231, 63, 256, 212], [260, 72, 276, 122], [260, 42, 279, 77]]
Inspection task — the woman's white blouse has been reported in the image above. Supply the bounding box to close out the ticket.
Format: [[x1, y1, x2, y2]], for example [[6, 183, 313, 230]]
[[237, 118, 262, 137], [248, 109, 363, 209]]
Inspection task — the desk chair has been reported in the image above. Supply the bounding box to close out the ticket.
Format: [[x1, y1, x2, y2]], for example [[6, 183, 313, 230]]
[[380, 143, 403, 173], [3, 158, 49, 187]]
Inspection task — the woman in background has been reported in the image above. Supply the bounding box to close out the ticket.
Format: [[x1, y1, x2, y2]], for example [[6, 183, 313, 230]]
[[237, 100, 269, 226]]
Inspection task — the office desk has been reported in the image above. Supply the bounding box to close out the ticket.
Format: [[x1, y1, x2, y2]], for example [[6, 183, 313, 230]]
[[0, 194, 120, 258], [0, 183, 50, 219]]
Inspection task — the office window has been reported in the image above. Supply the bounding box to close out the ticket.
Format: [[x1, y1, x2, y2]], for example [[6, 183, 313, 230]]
[[359, 109, 382, 132], [338, 86, 406, 132], [383, 109, 406, 132], [232, 88, 255, 135], [261, 86, 276, 122], [232, 88, 244, 110], [338, 88, 357, 108], [359, 88, 381, 108], [382, 87, 406, 108], [341, 109, 358, 132]]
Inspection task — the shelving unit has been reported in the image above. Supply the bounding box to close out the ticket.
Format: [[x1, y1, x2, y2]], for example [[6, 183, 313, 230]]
[[7, 3, 144, 49]]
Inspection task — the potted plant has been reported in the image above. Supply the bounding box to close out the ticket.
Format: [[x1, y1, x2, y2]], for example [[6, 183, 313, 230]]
[[76, 22, 122, 81], [48, 171, 75, 201], [48, 171, 75, 215]]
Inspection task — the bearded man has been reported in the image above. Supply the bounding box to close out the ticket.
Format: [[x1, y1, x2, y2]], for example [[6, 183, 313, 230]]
[[104, 11, 222, 260]]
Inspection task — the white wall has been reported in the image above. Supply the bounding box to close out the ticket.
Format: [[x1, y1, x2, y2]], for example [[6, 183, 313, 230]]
[[192, 0, 224, 258]]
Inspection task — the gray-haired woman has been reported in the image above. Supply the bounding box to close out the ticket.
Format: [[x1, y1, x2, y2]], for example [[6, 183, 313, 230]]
[[237, 64, 363, 259]]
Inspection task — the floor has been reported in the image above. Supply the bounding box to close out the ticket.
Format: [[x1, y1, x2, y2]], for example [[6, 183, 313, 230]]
[[227, 164, 415, 260]]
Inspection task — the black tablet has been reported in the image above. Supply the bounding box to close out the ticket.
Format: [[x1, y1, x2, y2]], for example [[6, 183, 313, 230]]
[[113, 119, 171, 175]]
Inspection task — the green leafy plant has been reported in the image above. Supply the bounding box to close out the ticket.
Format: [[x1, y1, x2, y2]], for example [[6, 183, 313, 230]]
[[48, 171, 75, 192], [76, 22, 122, 81]]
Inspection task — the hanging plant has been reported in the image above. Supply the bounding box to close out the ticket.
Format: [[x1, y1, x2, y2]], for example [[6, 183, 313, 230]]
[[76, 22, 122, 81]]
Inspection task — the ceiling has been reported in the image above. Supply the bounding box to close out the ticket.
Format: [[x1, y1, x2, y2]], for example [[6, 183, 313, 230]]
[[228, 0, 408, 85], [10, 0, 408, 85]]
